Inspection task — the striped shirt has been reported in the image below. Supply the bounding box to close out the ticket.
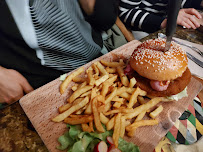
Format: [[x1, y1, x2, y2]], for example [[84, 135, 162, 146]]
[[119, 0, 202, 33], [1, 0, 116, 88], [6, 0, 101, 72]]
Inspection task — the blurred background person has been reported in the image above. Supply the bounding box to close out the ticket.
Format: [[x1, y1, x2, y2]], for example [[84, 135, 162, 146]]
[[118, 0, 203, 40], [0, 0, 118, 104]]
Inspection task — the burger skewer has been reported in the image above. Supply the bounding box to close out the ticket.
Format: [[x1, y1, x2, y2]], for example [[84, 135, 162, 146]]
[[164, 0, 182, 52]]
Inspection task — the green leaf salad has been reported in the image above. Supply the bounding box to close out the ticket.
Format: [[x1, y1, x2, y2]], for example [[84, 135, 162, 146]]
[[57, 124, 140, 152]]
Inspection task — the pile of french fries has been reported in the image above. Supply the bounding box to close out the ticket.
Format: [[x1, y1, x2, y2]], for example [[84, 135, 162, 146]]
[[52, 59, 171, 148]]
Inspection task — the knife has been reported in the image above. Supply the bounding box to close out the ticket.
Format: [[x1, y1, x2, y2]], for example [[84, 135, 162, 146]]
[[164, 0, 182, 52]]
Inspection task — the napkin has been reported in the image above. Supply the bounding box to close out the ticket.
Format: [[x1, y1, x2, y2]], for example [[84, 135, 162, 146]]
[[173, 37, 203, 79]]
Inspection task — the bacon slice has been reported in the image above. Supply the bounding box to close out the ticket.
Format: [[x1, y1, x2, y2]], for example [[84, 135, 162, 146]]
[[124, 64, 134, 76], [150, 80, 170, 91]]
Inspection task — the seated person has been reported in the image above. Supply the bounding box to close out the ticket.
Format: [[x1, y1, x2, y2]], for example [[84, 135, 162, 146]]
[[0, 0, 118, 104], [118, 0, 203, 39]]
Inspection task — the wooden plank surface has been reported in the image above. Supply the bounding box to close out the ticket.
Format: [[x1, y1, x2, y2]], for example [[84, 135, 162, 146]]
[[19, 40, 202, 152]]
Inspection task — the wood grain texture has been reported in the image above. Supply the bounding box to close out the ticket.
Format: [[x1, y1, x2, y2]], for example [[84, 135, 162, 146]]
[[19, 40, 202, 152]]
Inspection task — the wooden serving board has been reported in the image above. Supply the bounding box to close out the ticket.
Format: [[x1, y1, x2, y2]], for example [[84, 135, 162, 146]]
[[19, 40, 202, 152]]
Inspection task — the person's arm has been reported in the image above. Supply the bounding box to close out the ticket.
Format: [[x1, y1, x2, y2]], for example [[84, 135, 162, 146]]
[[79, 0, 96, 15], [79, 0, 118, 31], [0, 66, 33, 104], [119, 0, 165, 33]]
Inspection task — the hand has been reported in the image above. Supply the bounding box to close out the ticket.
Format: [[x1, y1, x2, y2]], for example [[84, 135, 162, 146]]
[[160, 8, 202, 29], [0, 67, 34, 104], [177, 8, 202, 29]]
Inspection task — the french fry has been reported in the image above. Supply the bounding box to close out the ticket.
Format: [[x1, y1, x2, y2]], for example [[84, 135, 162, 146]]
[[127, 128, 137, 137], [75, 104, 87, 114], [101, 60, 125, 67], [125, 87, 135, 94], [84, 88, 97, 114], [60, 67, 84, 94], [137, 96, 147, 105], [125, 97, 163, 119], [64, 115, 93, 125], [128, 87, 147, 108], [120, 116, 126, 138], [105, 75, 118, 85], [129, 77, 136, 88], [105, 87, 117, 104], [117, 81, 123, 87], [95, 74, 109, 86], [59, 98, 83, 113], [68, 85, 93, 103], [78, 81, 87, 89], [116, 86, 128, 95], [52, 96, 89, 122], [126, 119, 159, 132], [94, 61, 108, 76], [101, 75, 117, 97], [89, 121, 94, 132], [92, 64, 99, 77], [71, 84, 78, 91], [135, 110, 146, 121], [84, 102, 92, 115], [104, 109, 121, 116], [137, 96, 152, 112], [113, 113, 121, 148], [119, 92, 131, 101], [117, 66, 129, 87], [87, 67, 95, 85], [91, 95, 105, 132], [69, 114, 80, 118], [106, 116, 115, 130], [58, 103, 72, 114], [113, 102, 122, 108], [125, 120, 131, 126], [119, 59, 124, 65], [105, 67, 117, 73], [112, 96, 124, 103], [147, 95, 156, 99], [149, 105, 163, 119], [72, 76, 86, 83], [80, 90, 91, 97], [103, 102, 112, 112], [104, 108, 133, 116], [100, 113, 110, 125], [91, 87, 98, 100], [81, 123, 92, 133]]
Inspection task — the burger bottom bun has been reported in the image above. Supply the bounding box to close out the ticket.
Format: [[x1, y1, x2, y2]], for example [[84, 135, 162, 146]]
[[128, 68, 191, 97]]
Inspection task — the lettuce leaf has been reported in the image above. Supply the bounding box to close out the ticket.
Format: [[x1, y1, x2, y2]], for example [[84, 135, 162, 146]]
[[118, 138, 140, 152], [57, 132, 74, 150], [57, 124, 140, 152]]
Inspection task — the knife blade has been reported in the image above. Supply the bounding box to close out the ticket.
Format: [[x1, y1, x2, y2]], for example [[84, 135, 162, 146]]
[[164, 0, 182, 52]]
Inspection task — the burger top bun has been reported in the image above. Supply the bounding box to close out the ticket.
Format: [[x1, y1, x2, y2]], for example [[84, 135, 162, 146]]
[[130, 38, 188, 81]]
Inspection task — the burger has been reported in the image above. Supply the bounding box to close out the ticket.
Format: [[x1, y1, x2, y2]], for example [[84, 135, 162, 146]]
[[125, 38, 191, 99]]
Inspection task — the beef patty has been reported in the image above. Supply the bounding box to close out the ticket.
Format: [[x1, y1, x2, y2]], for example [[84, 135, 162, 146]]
[[128, 68, 191, 97]]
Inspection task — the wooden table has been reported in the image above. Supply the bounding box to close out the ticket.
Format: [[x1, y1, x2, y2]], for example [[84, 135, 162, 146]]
[[0, 26, 202, 152]]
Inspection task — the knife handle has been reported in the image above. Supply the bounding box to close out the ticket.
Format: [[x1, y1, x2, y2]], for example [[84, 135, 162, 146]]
[[165, 0, 182, 37]]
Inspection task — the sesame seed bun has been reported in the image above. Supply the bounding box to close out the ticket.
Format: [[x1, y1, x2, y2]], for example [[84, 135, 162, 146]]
[[130, 38, 188, 81]]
